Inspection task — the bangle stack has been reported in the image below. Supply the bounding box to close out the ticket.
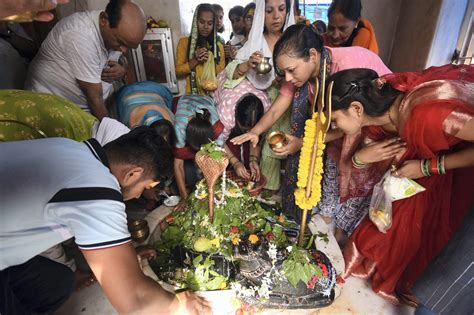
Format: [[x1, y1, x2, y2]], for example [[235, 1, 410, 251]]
[[230, 156, 241, 168], [421, 155, 446, 177], [352, 154, 367, 169], [249, 154, 259, 163]]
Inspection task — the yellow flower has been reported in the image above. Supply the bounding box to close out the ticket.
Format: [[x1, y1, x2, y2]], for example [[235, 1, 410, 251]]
[[295, 113, 326, 210], [220, 281, 227, 289], [248, 234, 259, 244]]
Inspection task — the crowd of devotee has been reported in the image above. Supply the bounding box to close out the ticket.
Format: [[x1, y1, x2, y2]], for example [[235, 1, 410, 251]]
[[0, 0, 472, 314]]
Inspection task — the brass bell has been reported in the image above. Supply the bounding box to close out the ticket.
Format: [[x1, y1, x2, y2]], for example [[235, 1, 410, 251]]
[[255, 57, 272, 75]]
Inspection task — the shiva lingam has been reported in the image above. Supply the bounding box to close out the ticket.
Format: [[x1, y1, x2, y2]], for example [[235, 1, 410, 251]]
[[255, 57, 272, 75]]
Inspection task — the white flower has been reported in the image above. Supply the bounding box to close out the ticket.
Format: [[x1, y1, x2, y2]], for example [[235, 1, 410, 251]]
[[286, 245, 293, 253], [267, 243, 277, 262]]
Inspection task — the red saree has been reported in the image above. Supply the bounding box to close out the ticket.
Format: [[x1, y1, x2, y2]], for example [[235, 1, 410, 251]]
[[343, 65, 474, 305]]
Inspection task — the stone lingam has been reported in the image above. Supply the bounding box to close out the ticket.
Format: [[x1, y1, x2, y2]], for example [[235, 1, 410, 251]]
[[150, 142, 336, 310]]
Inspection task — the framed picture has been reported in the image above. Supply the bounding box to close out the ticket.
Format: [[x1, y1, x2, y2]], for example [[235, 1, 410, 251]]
[[129, 28, 179, 93]]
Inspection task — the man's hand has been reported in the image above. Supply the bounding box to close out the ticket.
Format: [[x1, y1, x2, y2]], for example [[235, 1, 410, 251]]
[[0, 0, 69, 21], [101, 61, 126, 83], [249, 161, 260, 182], [173, 291, 212, 315]]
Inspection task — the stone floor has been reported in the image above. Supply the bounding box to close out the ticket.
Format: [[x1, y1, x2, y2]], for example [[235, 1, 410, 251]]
[[56, 205, 414, 315]]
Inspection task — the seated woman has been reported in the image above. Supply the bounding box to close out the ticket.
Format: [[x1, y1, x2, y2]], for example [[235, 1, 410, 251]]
[[116, 81, 175, 145], [326, 65, 474, 306], [323, 0, 379, 54], [173, 95, 225, 210], [175, 3, 225, 95]]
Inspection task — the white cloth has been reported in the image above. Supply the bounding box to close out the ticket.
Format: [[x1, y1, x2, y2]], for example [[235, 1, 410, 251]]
[[0, 138, 130, 270], [25, 11, 114, 111], [235, 0, 295, 90], [91, 117, 130, 146]]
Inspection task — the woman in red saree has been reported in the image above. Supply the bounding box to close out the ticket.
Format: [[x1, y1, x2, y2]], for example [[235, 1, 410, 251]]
[[326, 64, 474, 306]]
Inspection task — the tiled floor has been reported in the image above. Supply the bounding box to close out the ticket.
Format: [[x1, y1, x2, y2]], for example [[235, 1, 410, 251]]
[[56, 206, 414, 315]]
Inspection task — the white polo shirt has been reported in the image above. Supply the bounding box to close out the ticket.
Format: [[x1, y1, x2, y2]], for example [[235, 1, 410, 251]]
[[25, 11, 113, 111], [0, 138, 130, 270]]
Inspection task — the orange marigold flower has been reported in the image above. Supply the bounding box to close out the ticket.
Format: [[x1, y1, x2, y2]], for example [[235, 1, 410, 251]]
[[278, 214, 285, 223], [231, 237, 240, 245], [248, 234, 259, 244], [165, 215, 175, 223]]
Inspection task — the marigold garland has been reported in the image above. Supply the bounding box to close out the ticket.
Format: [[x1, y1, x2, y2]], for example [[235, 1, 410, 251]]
[[295, 112, 326, 210]]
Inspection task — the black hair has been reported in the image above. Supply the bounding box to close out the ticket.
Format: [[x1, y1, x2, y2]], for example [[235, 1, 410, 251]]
[[186, 109, 214, 151], [105, 0, 127, 28], [212, 3, 224, 13], [150, 119, 176, 148], [229, 94, 265, 138], [328, 0, 362, 22], [243, 2, 256, 18], [273, 24, 324, 75], [193, 3, 216, 51], [104, 126, 173, 181], [313, 20, 327, 34], [327, 68, 401, 117], [229, 5, 244, 19], [263, 0, 292, 33]]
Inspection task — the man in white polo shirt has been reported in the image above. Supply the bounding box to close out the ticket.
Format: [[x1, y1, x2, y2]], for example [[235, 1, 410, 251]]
[[25, 0, 146, 120], [0, 127, 211, 314]]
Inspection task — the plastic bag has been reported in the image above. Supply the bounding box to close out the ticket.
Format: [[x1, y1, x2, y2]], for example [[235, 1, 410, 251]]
[[200, 51, 218, 92], [369, 171, 426, 233], [369, 171, 392, 233], [385, 175, 425, 201]]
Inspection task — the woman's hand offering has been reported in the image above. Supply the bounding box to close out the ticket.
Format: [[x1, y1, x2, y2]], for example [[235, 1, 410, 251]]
[[249, 161, 260, 182], [272, 134, 303, 156], [392, 160, 424, 179], [247, 51, 263, 69], [234, 162, 251, 180], [231, 131, 260, 148], [355, 138, 406, 164]]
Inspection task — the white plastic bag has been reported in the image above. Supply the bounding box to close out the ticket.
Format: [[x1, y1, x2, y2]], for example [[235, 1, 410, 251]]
[[369, 172, 392, 233], [369, 171, 426, 233]]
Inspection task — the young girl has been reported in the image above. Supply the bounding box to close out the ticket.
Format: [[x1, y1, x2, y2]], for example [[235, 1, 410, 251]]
[[326, 65, 474, 306], [175, 3, 225, 95], [323, 0, 379, 54], [173, 95, 225, 210], [232, 23, 390, 223]]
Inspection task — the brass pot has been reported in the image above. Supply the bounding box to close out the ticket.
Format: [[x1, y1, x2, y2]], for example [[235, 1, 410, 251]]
[[255, 57, 272, 75], [267, 131, 287, 149], [128, 219, 150, 243]]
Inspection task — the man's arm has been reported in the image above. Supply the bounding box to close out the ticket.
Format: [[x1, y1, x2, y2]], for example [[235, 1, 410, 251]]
[[77, 80, 108, 120], [82, 242, 210, 314]]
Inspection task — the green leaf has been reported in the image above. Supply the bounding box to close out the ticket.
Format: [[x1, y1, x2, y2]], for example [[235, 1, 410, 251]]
[[192, 255, 203, 267]]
